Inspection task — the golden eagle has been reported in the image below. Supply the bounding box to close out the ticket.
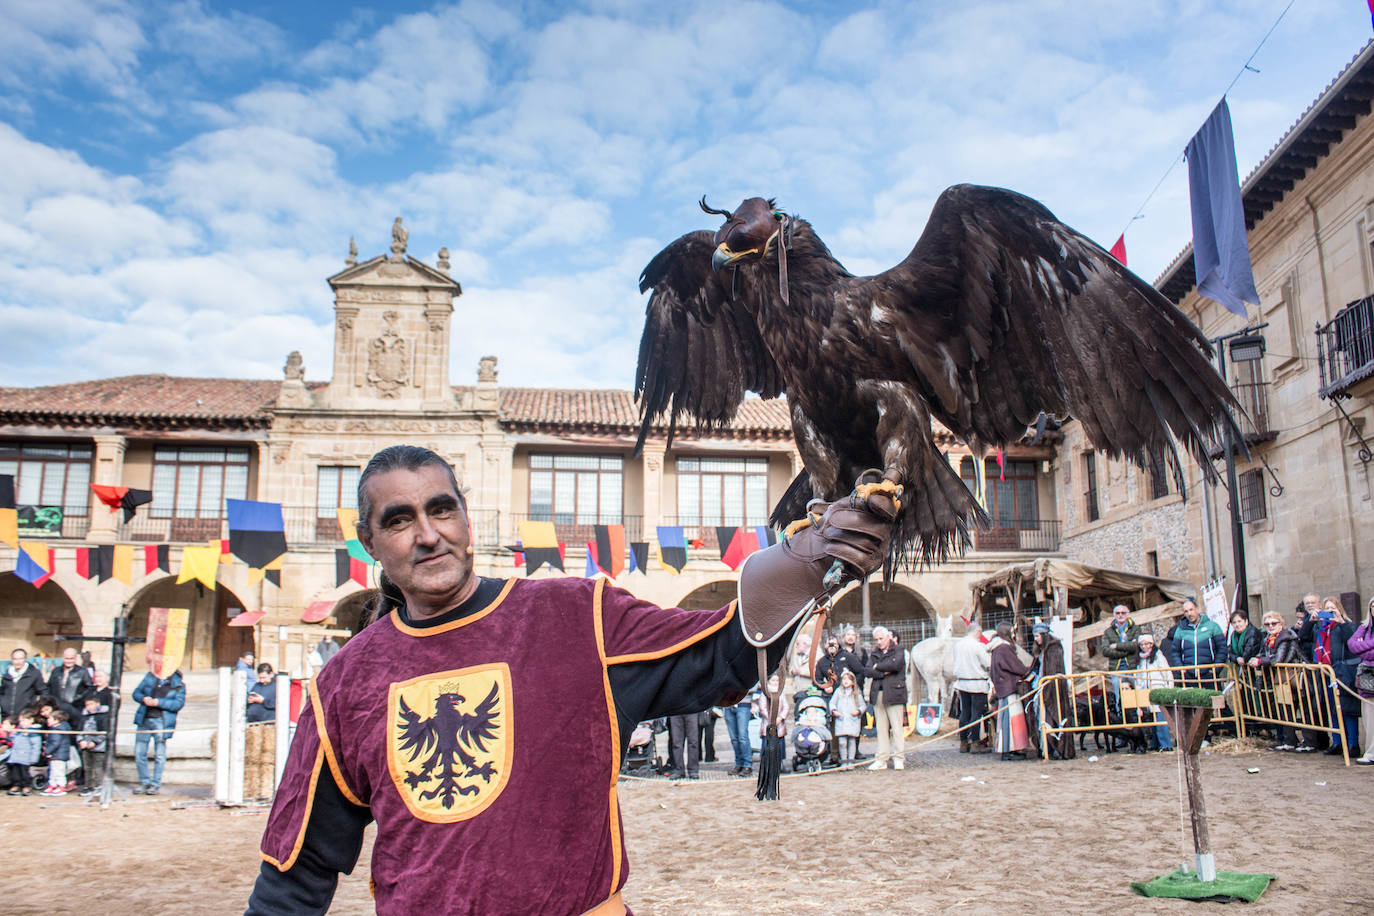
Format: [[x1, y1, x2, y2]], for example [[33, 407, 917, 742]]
[[396, 685, 500, 809], [634, 185, 1240, 565]]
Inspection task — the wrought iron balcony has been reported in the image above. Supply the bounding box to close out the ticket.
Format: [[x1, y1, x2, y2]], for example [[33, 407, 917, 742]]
[[971, 518, 1061, 552], [1317, 294, 1374, 399], [1230, 381, 1277, 444]]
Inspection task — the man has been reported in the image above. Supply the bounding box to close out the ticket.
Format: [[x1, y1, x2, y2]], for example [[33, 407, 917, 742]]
[[1165, 599, 1228, 689], [247, 445, 894, 914], [48, 647, 94, 709], [131, 667, 186, 796], [246, 663, 278, 724], [813, 636, 863, 697], [666, 712, 700, 779], [721, 691, 754, 777], [951, 623, 992, 753], [1100, 604, 1139, 702], [864, 626, 908, 770], [90, 669, 114, 709], [1, 648, 44, 717]]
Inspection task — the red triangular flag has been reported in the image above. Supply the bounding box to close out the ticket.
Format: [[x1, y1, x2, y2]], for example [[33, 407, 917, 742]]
[[1109, 234, 1127, 266], [720, 528, 761, 571]]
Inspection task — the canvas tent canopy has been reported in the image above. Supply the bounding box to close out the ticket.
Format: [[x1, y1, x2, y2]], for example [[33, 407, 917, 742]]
[[968, 558, 1194, 636]]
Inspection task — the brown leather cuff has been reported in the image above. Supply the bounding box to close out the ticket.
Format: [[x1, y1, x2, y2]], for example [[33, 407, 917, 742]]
[[737, 492, 896, 648]]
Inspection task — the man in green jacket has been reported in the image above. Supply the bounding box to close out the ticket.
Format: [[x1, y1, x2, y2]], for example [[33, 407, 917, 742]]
[[1100, 604, 1140, 702]]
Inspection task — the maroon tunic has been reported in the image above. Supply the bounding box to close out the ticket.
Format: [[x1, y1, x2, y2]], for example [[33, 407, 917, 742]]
[[260, 577, 736, 915]]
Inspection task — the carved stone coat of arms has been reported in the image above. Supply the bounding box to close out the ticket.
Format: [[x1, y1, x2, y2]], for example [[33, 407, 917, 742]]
[[367, 311, 411, 397]]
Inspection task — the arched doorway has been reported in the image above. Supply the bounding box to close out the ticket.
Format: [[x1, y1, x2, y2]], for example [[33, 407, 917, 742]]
[[676, 580, 738, 611], [330, 589, 377, 639], [126, 577, 253, 671], [830, 583, 937, 646], [0, 574, 83, 658]]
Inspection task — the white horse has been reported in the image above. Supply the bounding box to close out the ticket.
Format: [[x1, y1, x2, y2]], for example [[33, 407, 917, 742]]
[[910, 614, 959, 705]]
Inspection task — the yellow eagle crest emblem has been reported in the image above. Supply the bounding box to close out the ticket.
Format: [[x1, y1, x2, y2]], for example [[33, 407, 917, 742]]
[[385, 664, 513, 822]]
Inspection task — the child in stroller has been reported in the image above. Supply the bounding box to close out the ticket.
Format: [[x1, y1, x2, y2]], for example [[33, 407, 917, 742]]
[[620, 720, 661, 775], [790, 691, 832, 773]]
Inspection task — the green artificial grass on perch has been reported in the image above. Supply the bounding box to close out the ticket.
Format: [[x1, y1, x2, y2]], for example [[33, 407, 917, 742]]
[[1149, 687, 1223, 707], [1132, 685, 1275, 901]]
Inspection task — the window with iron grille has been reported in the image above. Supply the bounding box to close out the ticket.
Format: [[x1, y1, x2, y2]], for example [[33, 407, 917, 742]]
[[0, 442, 93, 517], [1239, 468, 1267, 523], [150, 446, 249, 518], [529, 454, 623, 524], [675, 456, 769, 526], [958, 457, 1038, 526], [1083, 453, 1100, 523], [1147, 452, 1170, 501]]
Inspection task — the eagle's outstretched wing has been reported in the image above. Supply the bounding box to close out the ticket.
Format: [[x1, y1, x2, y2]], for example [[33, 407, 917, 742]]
[[634, 230, 784, 453], [456, 682, 501, 754], [396, 696, 439, 762], [865, 184, 1240, 487]]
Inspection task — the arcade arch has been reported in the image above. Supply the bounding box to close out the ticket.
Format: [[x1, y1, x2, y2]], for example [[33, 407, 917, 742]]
[[0, 574, 83, 657], [676, 580, 738, 611], [330, 588, 377, 639], [125, 576, 253, 671], [830, 582, 936, 642]]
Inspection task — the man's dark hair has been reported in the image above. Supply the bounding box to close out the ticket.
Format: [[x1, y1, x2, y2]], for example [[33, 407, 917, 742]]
[[995, 622, 1013, 641], [256, 663, 274, 676], [356, 445, 467, 627]]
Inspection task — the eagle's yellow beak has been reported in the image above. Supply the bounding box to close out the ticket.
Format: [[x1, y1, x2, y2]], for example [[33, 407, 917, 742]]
[[712, 242, 757, 271]]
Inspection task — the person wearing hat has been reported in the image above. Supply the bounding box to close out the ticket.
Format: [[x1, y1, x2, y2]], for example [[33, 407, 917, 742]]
[[1030, 622, 1073, 760], [1133, 631, 1174, 751]]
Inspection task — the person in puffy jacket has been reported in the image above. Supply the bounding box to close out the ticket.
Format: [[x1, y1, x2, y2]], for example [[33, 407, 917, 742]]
[[1347, 597, 1374, 765], [1251, 611, 1302, 750], [1166, 599, 1228, 688], [1227, 611, 1263, 663], [1299, 597, 1360, 757], [131, 669, 186, 796], [6, 709, 41, 796], [864, 626, 908, 770]]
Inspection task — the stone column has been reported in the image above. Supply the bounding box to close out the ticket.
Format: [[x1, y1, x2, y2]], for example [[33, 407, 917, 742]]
[[641, 444, 666, 535], [88, 435, 127, 542]]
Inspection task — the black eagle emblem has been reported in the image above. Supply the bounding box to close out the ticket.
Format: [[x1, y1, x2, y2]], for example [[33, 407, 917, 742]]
[[396, 684, 501, 809]]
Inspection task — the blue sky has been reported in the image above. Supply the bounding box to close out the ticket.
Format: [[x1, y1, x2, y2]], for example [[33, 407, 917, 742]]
[[1, 0, 1370, 391]]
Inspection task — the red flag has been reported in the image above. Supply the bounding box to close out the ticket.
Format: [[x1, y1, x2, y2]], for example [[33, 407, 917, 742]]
[[996, 449, 1005, 481], [1109, 234, 1127, 266], [720, 528, 761, 571]]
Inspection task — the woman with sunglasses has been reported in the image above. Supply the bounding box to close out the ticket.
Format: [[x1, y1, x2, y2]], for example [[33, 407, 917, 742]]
[[1251, 611, 1301, 751], [1297, 597, 1361, 757], [1346, 598, 1374, 764]]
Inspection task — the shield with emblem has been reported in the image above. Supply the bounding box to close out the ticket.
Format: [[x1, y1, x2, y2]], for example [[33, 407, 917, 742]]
[[386, 663, 513, 822], [145, 607, 189, 679]]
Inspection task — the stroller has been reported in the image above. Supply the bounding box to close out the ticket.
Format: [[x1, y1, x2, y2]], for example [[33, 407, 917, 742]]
[[790, 693, 832, 773], [620, 721, 660, 775]]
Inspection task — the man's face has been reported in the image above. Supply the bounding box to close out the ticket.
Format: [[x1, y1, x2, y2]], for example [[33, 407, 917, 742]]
[[93, 671, 108, 688], [843, 630, 856, 648], [1303, 594, 1320, 613], [826, 640, 838, 656], [1183, 601, 1200, 623], [62, 649, 77, 668], [257, 671, 273, 685], [875, 632, 891, 650], [10, 650, 25, 668], [357, 464, 473, 610], [1113, 607, 1128, 625]]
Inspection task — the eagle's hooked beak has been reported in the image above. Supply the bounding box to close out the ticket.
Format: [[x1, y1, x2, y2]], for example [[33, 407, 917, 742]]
[[712, 242, 757, 271]]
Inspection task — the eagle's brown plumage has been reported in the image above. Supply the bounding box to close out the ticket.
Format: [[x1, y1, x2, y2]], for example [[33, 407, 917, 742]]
[[634, 184, 1241, 567]]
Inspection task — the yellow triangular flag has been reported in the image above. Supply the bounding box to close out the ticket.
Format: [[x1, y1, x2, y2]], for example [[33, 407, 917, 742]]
[[246, 567, 265, 586], [19, 541, 49, 571], [112, 544, 134, 585], [655, 543, 679, 575], [337, 507, 359, 539], [0, 507, 16, 550], [178, 545, 220, 589]]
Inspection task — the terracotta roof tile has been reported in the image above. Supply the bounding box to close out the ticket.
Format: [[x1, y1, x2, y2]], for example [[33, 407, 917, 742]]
[[0, 374, 280, 421], [496, 387, 791, 432]]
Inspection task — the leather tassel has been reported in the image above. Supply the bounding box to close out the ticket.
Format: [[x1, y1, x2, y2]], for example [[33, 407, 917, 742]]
[[755, 724, 783, 801]]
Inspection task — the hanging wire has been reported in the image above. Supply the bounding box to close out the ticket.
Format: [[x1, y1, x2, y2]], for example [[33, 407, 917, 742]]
[[1113, 0, 1300, 245]]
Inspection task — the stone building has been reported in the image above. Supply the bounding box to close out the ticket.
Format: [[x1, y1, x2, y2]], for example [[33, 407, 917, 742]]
[[1058, 42, 1374, 616], [1, 220, 1064, 675]]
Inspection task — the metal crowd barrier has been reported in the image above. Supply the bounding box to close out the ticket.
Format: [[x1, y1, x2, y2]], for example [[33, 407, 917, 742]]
[[1229, 661, 1349, 765], [1035, 662, 1351, 766]]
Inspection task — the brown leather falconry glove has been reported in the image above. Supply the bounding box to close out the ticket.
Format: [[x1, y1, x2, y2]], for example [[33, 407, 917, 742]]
[[737, 487, 899, 648]]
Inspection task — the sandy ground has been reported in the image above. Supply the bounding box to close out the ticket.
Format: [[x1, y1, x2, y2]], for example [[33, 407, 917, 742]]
[[0, 739, 1367, 915]]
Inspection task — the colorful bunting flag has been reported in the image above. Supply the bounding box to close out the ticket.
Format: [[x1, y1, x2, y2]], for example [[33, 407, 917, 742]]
[[996, 449, 1005, 482], [75, 547, 91, 580], [14, 542, 52, 588], [266, 568, 281, 587], [754, 525, 778, 548], [0, 475, 16, 548], [96, 545, 115, 583], [90, 484, 152, 522], [227, 499, 288, 569], [656, 526, 687, 574], [337, 508, 373, 563], [1186, 98, 1259, 317], [720, 527, 760, 571], [249, 554, 285, 587], [517, 521, 564, 574], [335, 548, 369, 588], [112, 544, 134, 585], [177, 544, 221, 590], [584, 546, 600, 578], [144, 544, 170, 575], [628, 541, 649, 575], [1109, 234, 1127, 266], [593, 524, 625, 577]]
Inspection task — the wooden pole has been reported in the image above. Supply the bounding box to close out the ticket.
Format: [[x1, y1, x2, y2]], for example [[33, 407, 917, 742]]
[[1160, 700, 1219, 881]]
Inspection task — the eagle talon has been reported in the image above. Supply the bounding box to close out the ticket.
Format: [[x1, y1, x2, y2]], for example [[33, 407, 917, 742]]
[[782, 516, 813, 541], [854, 478, 903, 512]]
